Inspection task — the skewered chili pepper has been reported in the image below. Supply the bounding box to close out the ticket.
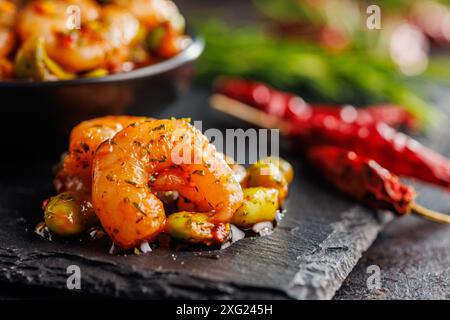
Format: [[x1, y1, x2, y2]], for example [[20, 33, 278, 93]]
[[308, 146, 415, 215], [306, 146, 450, 224], [291, 120, 450, 190], [215, 77, 418, 130], [210, 92, 450, 190]]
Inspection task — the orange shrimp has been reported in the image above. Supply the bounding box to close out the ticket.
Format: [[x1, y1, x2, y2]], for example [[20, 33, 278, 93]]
[[112, 0, 185, 32], [0, 28, 14, 57], [57, 115, 149, 193], [17, 1, 140, 73], [92, 119, 244, 249], [46, 116, 150, 238], [16, 0, 100, 42], [0, 0, 16, 58]]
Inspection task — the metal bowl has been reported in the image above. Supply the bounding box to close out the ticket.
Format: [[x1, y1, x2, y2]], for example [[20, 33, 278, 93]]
[[0, 34, 204, 148]]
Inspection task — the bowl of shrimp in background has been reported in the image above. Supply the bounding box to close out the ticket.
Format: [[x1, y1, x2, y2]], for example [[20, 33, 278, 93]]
[[0, 0, 204, 144]]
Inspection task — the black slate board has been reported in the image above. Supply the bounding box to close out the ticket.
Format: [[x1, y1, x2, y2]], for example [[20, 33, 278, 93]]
[[0, 88, 393, 299], [335, 85, 450, 300], [335, 182, 450, 300]]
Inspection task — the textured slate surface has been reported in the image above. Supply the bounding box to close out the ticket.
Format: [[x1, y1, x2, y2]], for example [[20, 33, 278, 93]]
[[335, 186, 450, 300], [335, 85, 450, 300], [0, 88, 391, 300]]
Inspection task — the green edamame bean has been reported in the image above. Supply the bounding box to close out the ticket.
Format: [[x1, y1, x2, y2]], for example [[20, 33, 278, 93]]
[[244, 162, 288, 203], [259, 156, 294, 184], [44, 192, 97, 236], [231, 187, 279, 228], [166, 212, 230, 244]]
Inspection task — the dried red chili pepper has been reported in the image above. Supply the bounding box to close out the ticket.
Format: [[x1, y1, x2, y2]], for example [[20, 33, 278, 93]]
[[290, 119, 450, 190], [211, 83, 450, 190], [215, 77, 418, 130], [307, 146, 450, 224], [307, 146, 415, 215]]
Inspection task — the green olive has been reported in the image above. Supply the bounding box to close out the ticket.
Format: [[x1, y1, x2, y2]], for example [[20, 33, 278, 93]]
[[259, 156, 294, 184], [244, 162, 288, 204], [166, 212, 230, 244], [231, 187, 279, 228], [44, 192, 97, 236]]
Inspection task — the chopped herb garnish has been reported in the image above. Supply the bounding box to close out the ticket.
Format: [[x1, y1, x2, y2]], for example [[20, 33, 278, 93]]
[[125, 180, 138, 187], [80, 142, 90, 152], [192, 170, 205, 176], [149, 155, 167, 163], [152, 124, 165, 131], [132, 202, 146, 215]]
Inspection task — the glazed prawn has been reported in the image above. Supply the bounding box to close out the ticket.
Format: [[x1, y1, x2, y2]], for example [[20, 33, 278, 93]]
[[17, 1, 140, 72], [57, 115, 149, 193], [112, 0, 185, 32], [16, 0, 100, 41], [0, 0, 16, 58], [92, 119, 244, 249], [0, 0, 15, 78], [46, 5, 140, 72], [112, 0, 189, 59], [46, 116, 150, 237]]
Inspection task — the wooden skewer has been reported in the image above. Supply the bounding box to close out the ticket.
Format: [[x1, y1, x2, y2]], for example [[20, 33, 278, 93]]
[[210, 94, 291, 135], [410, 203, 450, 224], [210, 93, 450, 225]]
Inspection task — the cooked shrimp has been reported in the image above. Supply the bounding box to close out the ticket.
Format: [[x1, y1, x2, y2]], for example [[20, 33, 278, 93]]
[[45, 29, 107, 72], [121, 0, 188, 59], [17, 0, 102, 72], [92, 119, 244, 248], [101, 5, 140, 48], [16, 0, 100, 41], [0, 0, 16, 58], [167, 153, 246, 212], [48, 6, 140, 72], [58, 115, 149, 192], [0, 27, 13, 57], [0, 57, 12, 78], [17, 1, 138, 72], [0, 0, 15, 27], [112, 0, 185, 32], [48, 116, 149, 237]]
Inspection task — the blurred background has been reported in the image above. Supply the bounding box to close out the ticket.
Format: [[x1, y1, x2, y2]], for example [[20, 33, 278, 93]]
[[180, 0, 450, 129]]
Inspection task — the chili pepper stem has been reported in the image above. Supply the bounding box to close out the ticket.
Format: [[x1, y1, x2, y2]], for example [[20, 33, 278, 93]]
[[210, 94, 291, 135], [409, 202, 450, 225]]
